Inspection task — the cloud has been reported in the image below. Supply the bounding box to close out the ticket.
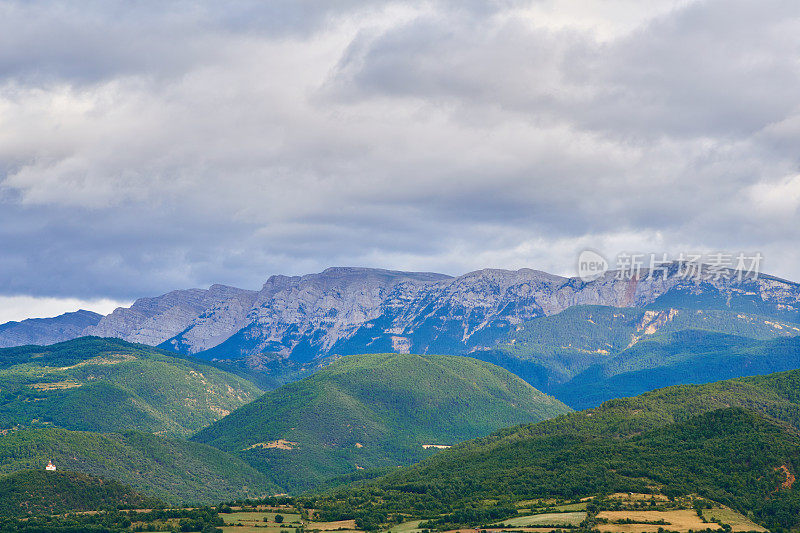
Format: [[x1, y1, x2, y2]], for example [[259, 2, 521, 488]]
[[0, 295, 128, 324], [0, 0, 799, 304]]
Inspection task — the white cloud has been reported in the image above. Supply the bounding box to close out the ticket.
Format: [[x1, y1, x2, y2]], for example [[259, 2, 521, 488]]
[[748, 174, 800, 217], [0, 295, 129, 324], [0, 0, 799, 307]]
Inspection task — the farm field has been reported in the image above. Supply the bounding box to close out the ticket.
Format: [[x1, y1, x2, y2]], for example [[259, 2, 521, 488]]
[[494, 512, 587, 527], [607, 493, 669, 503], [308, 519, 359, 530], [483, 529, 569, 533], [220, 510, 304, 533], [219, 510, 363, 533], [385, 519, 424, 533], [702, 507, 768, 532], [516, 502, 588, 513], [221, 511, 302, 525], [596, 510, 721, 533]]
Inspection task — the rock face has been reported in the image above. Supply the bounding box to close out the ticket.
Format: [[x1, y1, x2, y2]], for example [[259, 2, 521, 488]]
[[85, 284, 257, 348], [195, 267, 452, 361], [2, 265, 800, 359], [0, 310, 102, 348], [176, 265, 800, 360]]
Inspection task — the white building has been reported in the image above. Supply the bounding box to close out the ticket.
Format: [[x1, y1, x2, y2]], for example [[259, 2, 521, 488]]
[[45, 460, 57, 472]]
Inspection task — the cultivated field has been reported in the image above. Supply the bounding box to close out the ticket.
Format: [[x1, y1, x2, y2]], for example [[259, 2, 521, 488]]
[[221, 510, 303, 532], [596, 510, 721, 533], [702, 507, 768, 532], [496, 511, 587, 527], [386, 519, 424, 533]]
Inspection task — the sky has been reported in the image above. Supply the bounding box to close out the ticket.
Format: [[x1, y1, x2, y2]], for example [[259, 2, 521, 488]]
[[1, 0, 799, 321]]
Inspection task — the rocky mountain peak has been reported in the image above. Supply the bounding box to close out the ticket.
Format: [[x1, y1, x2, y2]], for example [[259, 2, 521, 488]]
[[3, 265, 799, 361], [0, 310, 102, 348]]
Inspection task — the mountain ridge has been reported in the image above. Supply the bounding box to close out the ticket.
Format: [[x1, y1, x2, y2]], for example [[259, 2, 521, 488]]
[[0, 310, 102, 348], [1, 264, 799, 370]]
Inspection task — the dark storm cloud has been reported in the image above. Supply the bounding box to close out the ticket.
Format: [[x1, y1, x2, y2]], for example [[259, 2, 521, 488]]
[[0, 0, 799, 311]]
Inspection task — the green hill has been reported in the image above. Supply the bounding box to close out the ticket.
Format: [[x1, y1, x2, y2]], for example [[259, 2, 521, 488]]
[[0, 427, 278, 504], [473, 305, 800, 406], [193, 353, 571, 492], [308, 368, 800, 530], [0, 469, 161, 518], [555, 330, 800, 408], [202, 350, 339, 391], [0, 337, 262, 436]]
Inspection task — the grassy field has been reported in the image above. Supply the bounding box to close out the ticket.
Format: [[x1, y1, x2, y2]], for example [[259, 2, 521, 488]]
[[221, 511, 302, 526], [552, 502, 588, 512], [220, 511, 362, 533], [494, 512, 587, 527], [222, 526, 280, 533], [308, 519, 358, 530], [608, 493, 669, 502], [702, 507, 768, 532], [385, 519, 424, 533], [596, 510, 721, 533]]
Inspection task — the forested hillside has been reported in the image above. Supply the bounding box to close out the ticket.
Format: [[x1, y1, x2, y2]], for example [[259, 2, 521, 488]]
[[475, 304, 800, 407], [194, 353, 570, 492], [0, 428, 277, 504], [308, 369, 800, 530], [0, 470, 161, 518], [0, 337, 262, 436]]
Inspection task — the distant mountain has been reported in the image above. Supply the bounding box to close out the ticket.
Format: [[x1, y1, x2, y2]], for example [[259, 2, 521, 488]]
[[0, 337, 261, 436], [193, 266, 800, 364], [86, 284, 258, 349], [184, 267, 452, 361], [0, 470, 161, 518], [0, 310, 101, 348], [553, 330, 800, 409], [0, 428, 277, 504], [471, 304, 800, 406], [310, 368, 800, 531], [1, 265, 799, 389], [193, 353, 571, 492]]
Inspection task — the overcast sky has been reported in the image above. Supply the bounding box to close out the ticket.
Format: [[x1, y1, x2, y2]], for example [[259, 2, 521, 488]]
[[1, 0, 799, 321]]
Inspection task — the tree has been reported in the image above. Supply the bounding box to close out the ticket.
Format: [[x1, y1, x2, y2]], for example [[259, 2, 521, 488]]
[[275, 514, 285, 524]]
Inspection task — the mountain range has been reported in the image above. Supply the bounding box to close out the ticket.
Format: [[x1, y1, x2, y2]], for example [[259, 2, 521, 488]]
[[2, 263, 800, 528], [2, 264, 799, 367]]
